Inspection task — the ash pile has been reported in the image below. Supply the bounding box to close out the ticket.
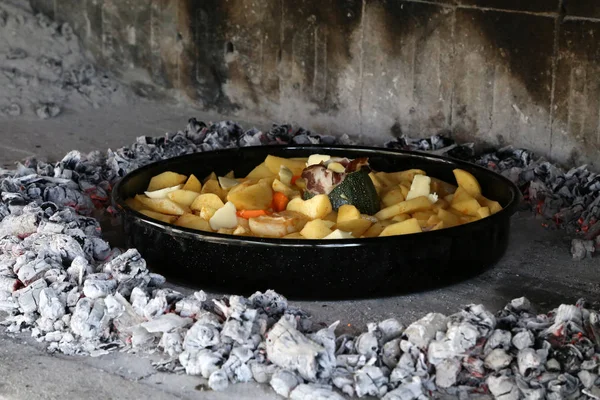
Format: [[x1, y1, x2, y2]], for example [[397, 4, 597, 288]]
[[1, 119, 600, 399], [0, 1, 135, 119], [386, 136, 600, 260]]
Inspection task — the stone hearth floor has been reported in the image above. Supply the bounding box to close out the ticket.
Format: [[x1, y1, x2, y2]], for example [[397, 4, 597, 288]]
[[0, 103, 597, 400]]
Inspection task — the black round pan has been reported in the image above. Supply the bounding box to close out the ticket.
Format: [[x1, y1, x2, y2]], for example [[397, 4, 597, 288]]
[[111, 145, 521, 300]]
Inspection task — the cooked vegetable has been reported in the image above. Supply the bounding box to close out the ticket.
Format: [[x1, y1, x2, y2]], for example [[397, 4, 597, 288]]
[[227, 179, 273, 210], [176, 213, 211, 231], [182, 174, 202, 192], [452, 169, 481, 197], [127, 157, 504, 239], [237, 209, 268, 219], [147, 172, 187, 192], [167, 190, 200, 207], [190, 193, 225, 212], [272, 192, 289, 212], [209, 201, 238, 231], [135, 195, 188, 215]]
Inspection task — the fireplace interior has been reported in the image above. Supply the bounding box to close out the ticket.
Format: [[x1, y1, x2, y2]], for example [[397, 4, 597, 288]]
[[1, 0, 600, 399]]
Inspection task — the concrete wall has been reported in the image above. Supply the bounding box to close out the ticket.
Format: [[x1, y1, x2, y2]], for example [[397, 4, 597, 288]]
[[29, 0, 600, 169]]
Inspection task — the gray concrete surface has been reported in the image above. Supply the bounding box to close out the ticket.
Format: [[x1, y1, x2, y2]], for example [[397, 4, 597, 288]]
[[1, 104, 598, 400]]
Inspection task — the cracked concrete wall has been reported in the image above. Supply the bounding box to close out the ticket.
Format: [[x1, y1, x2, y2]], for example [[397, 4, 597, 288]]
[[29, 0, 600, 169]]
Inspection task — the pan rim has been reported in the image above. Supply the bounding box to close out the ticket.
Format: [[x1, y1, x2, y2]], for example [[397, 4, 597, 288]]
[[111, 144, 521, 248]]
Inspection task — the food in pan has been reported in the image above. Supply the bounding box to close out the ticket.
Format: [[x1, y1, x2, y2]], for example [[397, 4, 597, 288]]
[[125, 154, 503, 239]]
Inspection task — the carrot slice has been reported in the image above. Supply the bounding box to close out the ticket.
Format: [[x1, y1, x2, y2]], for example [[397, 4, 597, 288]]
[[236, 209, 268, 218], [291, 175, 301, 185], [272, 192, 289, 212]]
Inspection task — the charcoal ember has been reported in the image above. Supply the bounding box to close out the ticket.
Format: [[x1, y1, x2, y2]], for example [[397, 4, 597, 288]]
[[0, 212, 38, 239], [484, 349, 513, 371], [382, 338, 402, 369], [183, 321, 221, 349], [159, 330, 184, 357], [483, 329, 512, 355], [310, 321, 339, 360], [434, 358, 461, 389], [21, 233, 85, 263], [140, 313, 193, 333], [83, 237, 111, 261], [0, 290, 18, 311], [546, 373, 580, 398], [249, 362, 278, 384], [266, 314, 333, 381], [382, 376, 425, 400], [571, 239, 595, 260], [82, 274, 117, 299], [143, 288, 182, 319], [217, 296, 260, 345], [515, 375, 546, 399], [221, 349, 253, 384], [578, 370, 597, 389], [13, 278, 47, 313], [175, 291, 206, 318], [428, 323, 480, 365], [517, 348, 544, 377], [66, 256, 92, 285], [354, 365, 389, 397], [369, 318, 404, 344], [116, 277, 149, 298], [179, 349, 223, 377], [16, 258, 52, 284], [403, 313, 448, 349], [208, 369, 229, 391], [355, 330, 379, 358], [102, 248, 147, 280], [486, 375, 519, 400], [249, 289, 288, 317], [70, 297, 109, 339], [130, 325, 160, 349], [289, 384, 345, 400], [512, 330, 534, 350], [38, 287, 65, 321]]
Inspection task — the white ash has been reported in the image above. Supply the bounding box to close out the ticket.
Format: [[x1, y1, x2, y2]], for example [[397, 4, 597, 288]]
[[3, 121, 600, 399], [0, 1, 137, 119]]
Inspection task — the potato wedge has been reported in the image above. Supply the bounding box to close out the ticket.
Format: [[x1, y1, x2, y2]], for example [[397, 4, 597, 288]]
[[431, 198, 450, 212], [249, 215, 299, 238], [385, 169, 426, 184], [246, 162, 274, 179], [337, 204, 361, 224], [477, 195, 503, 214], [139, 209, 178, 224], [147, 171, 187, 192], [381, 188, 405, 208], [369, 172, 385, 195], [203, 172, 217, 183], [362, 221, 393, 238], [412, 210, 436, 221], [167, 190, 200, 207], [375, 196, 432, 220], [374, 172, 396, 188], [182, 174, 202, 192], [287, 195, 333, 220], [264, 155, 306, 176], [477, 206, 491, 218], [451, 187, 473, 205], [451, 198, 481, 217], [201, 179, 229, 202], [379, 218, 422, 237], [453, 169, 481, 197], [337, 218, 372, 237], [324, 211, 338, 223], [300, 219, 333, 239], [199, 206, 218, 220], [426, 215, 442, 227], [175, 213, 211, 231], [227, 180, 273, 210], [135, 195, 188, 215], [392, 214, 411, 222], [437, 209, 460, 227], [190, 193, 225, 212], [430, 221, 445, 231]]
